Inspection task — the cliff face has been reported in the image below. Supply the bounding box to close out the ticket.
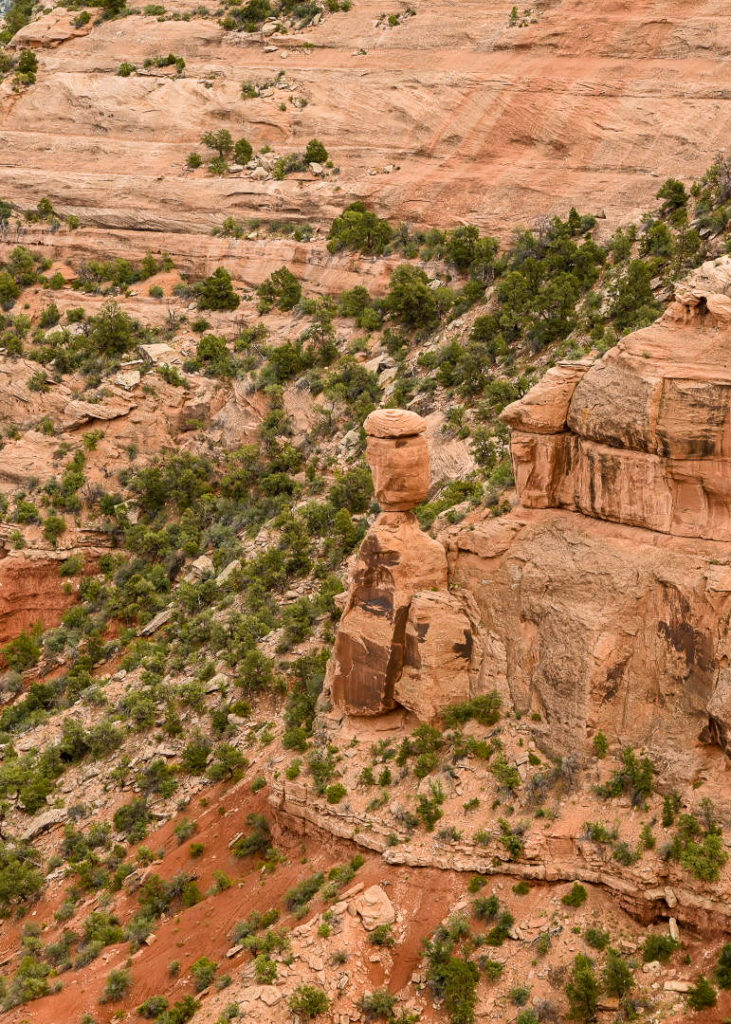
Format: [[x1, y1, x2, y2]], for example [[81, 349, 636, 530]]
[[1, 0, 730, 277], [327, 260, 731, 773], [502, 257, 731, 540], [444, 259, 731, 769]]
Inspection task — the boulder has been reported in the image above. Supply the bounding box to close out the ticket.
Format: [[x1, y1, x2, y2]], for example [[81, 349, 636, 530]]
[[365, 408, 430, 512], [138, 343, 180, 365], [501, 360, 592, 434], [349, 885, 395, 931]]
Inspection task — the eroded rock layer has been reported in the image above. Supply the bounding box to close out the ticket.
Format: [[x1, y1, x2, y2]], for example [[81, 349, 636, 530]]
[[328, 511, 450, 715], [502, 257, 731, 541]]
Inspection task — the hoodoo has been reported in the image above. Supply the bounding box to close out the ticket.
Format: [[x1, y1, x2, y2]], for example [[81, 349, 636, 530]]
[[329, 409, 475, 721]]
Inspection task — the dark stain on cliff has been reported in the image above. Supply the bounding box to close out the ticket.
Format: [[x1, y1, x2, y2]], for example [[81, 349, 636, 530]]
[[657, 586, 714, 685], [603, 654, 631, 702], [453, 629, 473, 661]]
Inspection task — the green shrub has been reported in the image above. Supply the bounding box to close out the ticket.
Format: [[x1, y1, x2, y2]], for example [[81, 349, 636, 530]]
[[289, 984, 330, 1018], [325, 783, 347, 804], [484, 912, 514, 947], [443, 692, 502, 728], [386, 264, 439, 328], [113, 798, 149, 842], [100, 968, 131, 1003], [3, 627, 41, 671], [561, 883, 588, 907], [0, 841, 44, 915], [257, 266, 302, 312], [509, 985, 531, 1005], [668, 803, 728, 882], [473, 894, 500, 921], [565, 954, 599, 1021], [230, 813, 272, 858], [584, 927, 609, 950], [190, 956, 217, 991], [603, 948, 634, 997], [234, 138, 253, 164], [686, 975, 717, 1010], [479, 957, 504, 981], [137, 995, 169, 1018], [285, 872, 323, 913], [369, 924, 395, 948], [118, 61, 135, 76], [360, 988, 396, 1021], [642, 933, 679, 963], [416, 780, 445, 831], [327, 202, 393, 255], [304, 138, 328, 164], [254, 955, 277, 983], [427, 953, 478, 1024], [596, 747, 655, 807], [717, 942, 731, 988], [592, 732, 608, 758], [662, 790, 682, 827], [491, 756, 521, 794], [198, 267, 239, 311]]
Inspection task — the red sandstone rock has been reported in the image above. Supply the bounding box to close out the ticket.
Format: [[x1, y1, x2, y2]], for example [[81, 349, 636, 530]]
[[329, 512, 448, 715], [454, 260, 731, 764], [505, 259, 731, 541], [501, 361, 592, 434], [394, 591, 473, 723], [365, 408, 430, 512]]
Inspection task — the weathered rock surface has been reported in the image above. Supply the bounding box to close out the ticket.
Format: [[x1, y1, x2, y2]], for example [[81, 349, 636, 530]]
[[446, 509, 731, 766], [394, 591, 473, 722], [501, 360, 592, 434], [349, 884, 395, 931], [331, 408, 479, 719], [504, 260, 731, 541], [365, 408, 430, 512], [444, 264, 731, 762], [328, 512, 447, 715], [2, 0, 729, 255], [0, 548, 100, 644]]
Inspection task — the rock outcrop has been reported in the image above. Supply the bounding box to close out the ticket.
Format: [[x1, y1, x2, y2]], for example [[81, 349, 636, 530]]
[[328, 263, 731, 768], [329, 410, 474, 719], [501, 258, 731, 541], [364, 409, 430, 511], [446, 259, 731, 766], [2, 0, 729, 257]]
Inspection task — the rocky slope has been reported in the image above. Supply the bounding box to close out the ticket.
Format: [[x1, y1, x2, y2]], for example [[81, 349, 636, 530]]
[[1, 0, 731, 1023]]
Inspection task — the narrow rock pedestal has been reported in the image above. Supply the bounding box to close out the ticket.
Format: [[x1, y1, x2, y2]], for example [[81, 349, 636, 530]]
[[328, 409, 474, 720]]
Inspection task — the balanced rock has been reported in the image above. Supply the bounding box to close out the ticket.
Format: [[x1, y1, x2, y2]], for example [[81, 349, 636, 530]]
[[364, 408, 430, 511], [329, 408, 474, 719]]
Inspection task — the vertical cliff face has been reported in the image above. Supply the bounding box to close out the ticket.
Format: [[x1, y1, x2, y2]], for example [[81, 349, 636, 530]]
[[445, 258, 731, 769]]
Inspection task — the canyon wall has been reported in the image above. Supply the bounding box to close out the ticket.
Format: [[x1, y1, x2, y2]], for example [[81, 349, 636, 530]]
[[445, 258, 731, 768], [1, 0, 730, 279], [329, 259, 731, 777]]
